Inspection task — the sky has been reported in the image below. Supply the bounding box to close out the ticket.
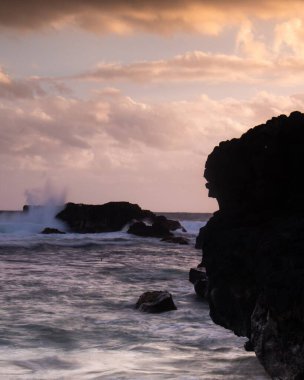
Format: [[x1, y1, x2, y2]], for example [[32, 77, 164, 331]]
[[1, 0, 304, 212]]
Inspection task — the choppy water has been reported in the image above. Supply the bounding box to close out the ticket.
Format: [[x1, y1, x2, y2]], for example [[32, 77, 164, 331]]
[[0, 213, 269, 379]]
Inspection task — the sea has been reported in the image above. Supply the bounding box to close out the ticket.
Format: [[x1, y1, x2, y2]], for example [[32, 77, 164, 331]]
[[0, 208, 269, 379]]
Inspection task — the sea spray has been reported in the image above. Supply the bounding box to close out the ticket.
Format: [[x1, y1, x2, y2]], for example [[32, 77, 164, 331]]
[[0, 182, 67, 234]]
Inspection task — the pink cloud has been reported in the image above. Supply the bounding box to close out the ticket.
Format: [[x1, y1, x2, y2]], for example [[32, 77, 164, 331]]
[[0, 75, 303, 211]]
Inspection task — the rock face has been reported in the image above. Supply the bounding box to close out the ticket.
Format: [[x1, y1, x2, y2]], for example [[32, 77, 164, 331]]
[[136, 291, 177, 313], [197, 111, 304, 379], [56, 201, 154, 233]]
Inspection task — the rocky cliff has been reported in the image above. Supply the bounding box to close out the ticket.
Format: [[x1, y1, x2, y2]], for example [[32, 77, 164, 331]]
[[197, 111, 304, 379]]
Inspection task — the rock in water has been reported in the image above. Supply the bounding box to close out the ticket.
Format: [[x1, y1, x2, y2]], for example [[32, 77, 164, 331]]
[[41, 227, 65, 234], [136, 291, 177, 313], [161, 236, 189, 245], [189, 268, 208, 298], [197, 111, 304, 379], [127, 215, 185, 239], [56, 201, 154, 233]]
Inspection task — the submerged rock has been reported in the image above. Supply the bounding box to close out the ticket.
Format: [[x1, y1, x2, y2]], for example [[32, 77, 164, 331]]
[[197, 111, 304, 379], [136, 291, 177, 313], [41, 227, 65, 234], [161, 236, 189, 245]]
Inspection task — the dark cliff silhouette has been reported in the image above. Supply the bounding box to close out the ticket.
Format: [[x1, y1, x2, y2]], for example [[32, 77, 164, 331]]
[[197, 111, 304, 379]]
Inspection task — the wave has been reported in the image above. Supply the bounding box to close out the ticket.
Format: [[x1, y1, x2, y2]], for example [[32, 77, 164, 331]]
[[0, 205, 66, 235], [179, 220, 207, 236]]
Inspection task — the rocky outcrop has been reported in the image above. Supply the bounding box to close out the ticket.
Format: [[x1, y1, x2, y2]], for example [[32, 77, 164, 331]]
[[136, 291, 177, 313], [127, 220, 173, 238], [197, 111, 304, 379], [127, 215, 186, 239], [56, 201, 154, 233]]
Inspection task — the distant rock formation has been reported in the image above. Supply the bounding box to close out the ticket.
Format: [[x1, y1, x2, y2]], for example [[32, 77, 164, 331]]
[[56, 201, 154, 233], [196, 111, 304, 379]]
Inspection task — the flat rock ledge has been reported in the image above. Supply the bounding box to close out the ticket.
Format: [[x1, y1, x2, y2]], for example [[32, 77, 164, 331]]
[[136, 291, 177, 313]]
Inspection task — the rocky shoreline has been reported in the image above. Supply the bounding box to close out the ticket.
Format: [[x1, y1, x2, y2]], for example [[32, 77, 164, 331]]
[[194, 111, 304, 379]]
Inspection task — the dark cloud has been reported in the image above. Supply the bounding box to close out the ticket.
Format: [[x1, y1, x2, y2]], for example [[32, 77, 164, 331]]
[[0, 1, 299, 34]]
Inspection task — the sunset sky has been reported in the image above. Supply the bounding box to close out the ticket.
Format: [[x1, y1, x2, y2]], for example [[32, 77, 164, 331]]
[[1, 0, 304, 211]]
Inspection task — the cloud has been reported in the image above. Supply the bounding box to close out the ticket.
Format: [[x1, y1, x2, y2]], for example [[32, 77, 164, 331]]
[[72, 46, 304, 86], [0, 68, 46, 99], [1, 72, 304, 210], [76, 51, 270, 84], [0, 81, 303, 171], [0, 68, 71, 99], [1, 1, 304, 35]]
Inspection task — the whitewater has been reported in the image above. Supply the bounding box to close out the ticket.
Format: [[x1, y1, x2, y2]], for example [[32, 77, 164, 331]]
[[0, 209, 269, 379]]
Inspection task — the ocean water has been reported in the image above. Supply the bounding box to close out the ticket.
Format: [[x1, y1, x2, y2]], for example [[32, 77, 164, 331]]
[[0, 210, 269, 379]]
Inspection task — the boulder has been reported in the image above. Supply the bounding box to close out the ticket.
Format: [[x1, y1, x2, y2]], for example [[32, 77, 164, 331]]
[[197, 111, 304, 379], [56, 201, 155, 233], [161, 236, 189, 245], [41, 227, 66, 234], [136, 291, 177, 313], [154, 215, 186, 232], [127, 216, 183, 238]]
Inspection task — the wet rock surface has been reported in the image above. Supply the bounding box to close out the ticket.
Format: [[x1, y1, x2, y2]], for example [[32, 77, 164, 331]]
[[189, 267, 208, 298], [136, 291, 177, 313], [197, 111, 304, 379]]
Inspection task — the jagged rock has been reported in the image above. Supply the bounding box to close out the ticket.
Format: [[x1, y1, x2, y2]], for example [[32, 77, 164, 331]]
[[127, 215, 184, 239], [154, 215, 186, 232], [41, 227, 65, 234], [136, 291, 177, 313], [244, 339, 254, 352], [161, 236, 189, 245], [56, 201, 155, 233], [197, 111, 304, 379], [127, 221, 172, 238], [189, 268, 208, 298]]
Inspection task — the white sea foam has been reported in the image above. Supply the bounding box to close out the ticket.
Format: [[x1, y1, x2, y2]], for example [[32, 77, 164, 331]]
[[179, 220, 206, 236], [0, 233, 268, 379]]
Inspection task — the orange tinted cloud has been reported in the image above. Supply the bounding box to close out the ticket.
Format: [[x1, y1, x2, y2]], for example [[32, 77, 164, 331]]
[[77, 51, 270, 83], [72, 48, 304, 86], [1, 1, 304, 34]]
